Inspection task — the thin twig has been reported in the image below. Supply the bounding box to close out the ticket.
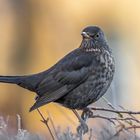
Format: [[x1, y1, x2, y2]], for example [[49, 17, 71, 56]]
[[91, 115, 140, 124], [102, 97, 116, 109], [102, 98, 140, 127], [47, 110, 59, 140], [125, 125, 140, 131], [72, 110, 82, 123], [119, 106, 138, 119], [17, 114, 21, 131], [109, 125, 125, 140], [92, 115, 115, 124], [37, 109, 55, 140], [110, 125, 140, 140], [90, 107, 140, 115], [102, 97, 125, 118]]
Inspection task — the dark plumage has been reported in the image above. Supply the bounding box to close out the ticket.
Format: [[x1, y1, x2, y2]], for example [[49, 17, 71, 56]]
[[0, 26, 115, 112]]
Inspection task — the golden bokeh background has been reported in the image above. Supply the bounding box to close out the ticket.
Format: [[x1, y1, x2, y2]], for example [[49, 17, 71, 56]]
[[0, 0, 140, 138]]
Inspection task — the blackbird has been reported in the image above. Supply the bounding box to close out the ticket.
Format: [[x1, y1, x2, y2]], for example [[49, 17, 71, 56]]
[[0, 26, 115, 112]]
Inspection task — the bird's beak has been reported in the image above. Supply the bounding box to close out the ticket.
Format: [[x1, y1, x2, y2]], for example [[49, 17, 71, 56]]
[[81, 32, 90, 38]]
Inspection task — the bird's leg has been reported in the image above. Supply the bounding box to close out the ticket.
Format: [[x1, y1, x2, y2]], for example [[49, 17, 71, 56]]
[[81, 108, 93, 122], [72, 109, 88, 135]]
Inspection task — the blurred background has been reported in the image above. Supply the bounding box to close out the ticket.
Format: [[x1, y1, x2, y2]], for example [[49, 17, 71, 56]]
[[0, 0, 140, 139]]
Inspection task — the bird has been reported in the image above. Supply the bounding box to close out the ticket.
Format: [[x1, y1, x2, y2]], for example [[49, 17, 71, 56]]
[[0, 26, 115, 112]]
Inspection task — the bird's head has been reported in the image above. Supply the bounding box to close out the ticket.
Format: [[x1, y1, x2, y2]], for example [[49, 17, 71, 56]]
[[80, 26, 109, 52]]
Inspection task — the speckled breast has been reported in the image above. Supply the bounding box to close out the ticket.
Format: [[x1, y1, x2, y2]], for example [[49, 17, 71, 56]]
[[58, 50, 115, 109]]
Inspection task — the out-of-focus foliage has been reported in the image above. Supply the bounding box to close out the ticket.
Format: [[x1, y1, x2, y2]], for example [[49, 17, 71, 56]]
[[0, 116, 44, 140], [0, 115, 140, 140]]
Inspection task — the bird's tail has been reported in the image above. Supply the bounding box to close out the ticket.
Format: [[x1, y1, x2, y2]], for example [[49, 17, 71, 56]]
[[0, 75, 39, 92], [0, 76, 22, 84], [0, 71, 47, 93]]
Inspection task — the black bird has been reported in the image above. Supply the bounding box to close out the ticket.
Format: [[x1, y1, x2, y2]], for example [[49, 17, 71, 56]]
[[0, 26, 115, 112]]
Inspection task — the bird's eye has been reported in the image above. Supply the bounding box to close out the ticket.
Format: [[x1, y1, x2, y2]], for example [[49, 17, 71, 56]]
[[95, 33, 100, 39]]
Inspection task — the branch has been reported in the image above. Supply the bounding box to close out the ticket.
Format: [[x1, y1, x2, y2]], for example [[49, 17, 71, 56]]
[[47, 110, 59, 140], [90, 107, 140, 115], [37, 109, 55, 140], [91, 115, 140, 124]]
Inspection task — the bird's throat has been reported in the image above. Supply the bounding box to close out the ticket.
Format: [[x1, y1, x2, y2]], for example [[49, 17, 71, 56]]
[[80, 39, 100, 52]]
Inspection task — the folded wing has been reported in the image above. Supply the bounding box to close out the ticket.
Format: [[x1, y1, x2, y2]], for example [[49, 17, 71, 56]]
[[30, 50, 94, 111]]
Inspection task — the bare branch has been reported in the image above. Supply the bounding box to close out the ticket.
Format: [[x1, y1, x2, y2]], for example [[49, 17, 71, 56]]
[[37, 109, 55, 140], [47, 110, 59, 140], [90, 106, 140, 115]]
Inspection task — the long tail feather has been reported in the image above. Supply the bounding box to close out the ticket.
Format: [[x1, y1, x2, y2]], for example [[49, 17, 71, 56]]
[[0, 76, 22, 84], [0, 75, 38, 92]]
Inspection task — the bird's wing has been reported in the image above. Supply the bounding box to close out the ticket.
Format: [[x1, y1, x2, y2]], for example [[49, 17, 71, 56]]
[[30, 50, 96, 111]]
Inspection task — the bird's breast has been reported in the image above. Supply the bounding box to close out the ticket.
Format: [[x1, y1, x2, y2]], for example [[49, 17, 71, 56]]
[[57, 50, 115, 109]]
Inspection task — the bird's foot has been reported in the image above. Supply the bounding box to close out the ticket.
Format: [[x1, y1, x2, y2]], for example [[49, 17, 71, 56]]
[[81, 108, 93, 121], [77, 120, 88, 135], [72, 109, 89, 135], [77, 108, 93, 135]]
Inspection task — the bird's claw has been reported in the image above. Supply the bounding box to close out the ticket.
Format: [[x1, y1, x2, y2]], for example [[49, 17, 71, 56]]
[[81, 108, 93, 121], [77, 122, 89, 135]]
